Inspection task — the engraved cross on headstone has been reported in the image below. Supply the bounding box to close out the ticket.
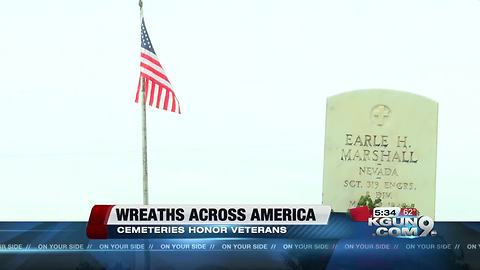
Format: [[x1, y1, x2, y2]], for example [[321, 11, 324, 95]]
[[372, 105, 390, 126]]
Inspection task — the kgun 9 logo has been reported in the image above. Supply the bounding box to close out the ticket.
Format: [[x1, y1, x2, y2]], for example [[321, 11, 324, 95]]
[[368, 216, 435, 237]]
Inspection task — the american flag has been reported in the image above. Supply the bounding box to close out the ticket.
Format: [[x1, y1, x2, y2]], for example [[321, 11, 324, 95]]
[[136, 17, 180, 114]]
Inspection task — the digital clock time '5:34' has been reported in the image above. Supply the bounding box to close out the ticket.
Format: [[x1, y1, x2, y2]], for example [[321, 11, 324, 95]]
[[373, 207, 418, 218]]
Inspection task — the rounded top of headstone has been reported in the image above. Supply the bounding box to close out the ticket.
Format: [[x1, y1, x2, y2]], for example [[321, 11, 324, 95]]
[[328, 89, 438, 105]]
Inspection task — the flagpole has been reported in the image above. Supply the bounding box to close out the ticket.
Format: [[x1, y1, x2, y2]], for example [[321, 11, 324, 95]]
[[139, 0, 149, 205], [138, 3, 151, 270]]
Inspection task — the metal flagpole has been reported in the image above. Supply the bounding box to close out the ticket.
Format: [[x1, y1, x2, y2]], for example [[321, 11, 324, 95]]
[[139, 0, 149, 205], [139, 2, 151, 270], [141, 78, 149, 205]]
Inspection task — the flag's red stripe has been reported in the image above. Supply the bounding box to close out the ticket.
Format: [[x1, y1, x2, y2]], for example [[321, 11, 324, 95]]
[[144, 79, 150, 104], [170, 90, 177, 112], [136, 75, 180, 113], [156, 86, 164, 108], [140, 62, 170, 83], [141, 52, 163, 68], [163, 89, 170, 110], [141, 73, 171, 92], [149, 80, 155, 106], [135, 77, 141, 103]]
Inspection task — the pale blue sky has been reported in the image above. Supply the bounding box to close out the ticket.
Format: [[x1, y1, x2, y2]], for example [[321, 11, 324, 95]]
[[1, 0, 480, 221]]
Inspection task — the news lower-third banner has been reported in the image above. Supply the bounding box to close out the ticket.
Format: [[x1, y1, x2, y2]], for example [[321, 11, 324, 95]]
[[0, 204, 479, 270]]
